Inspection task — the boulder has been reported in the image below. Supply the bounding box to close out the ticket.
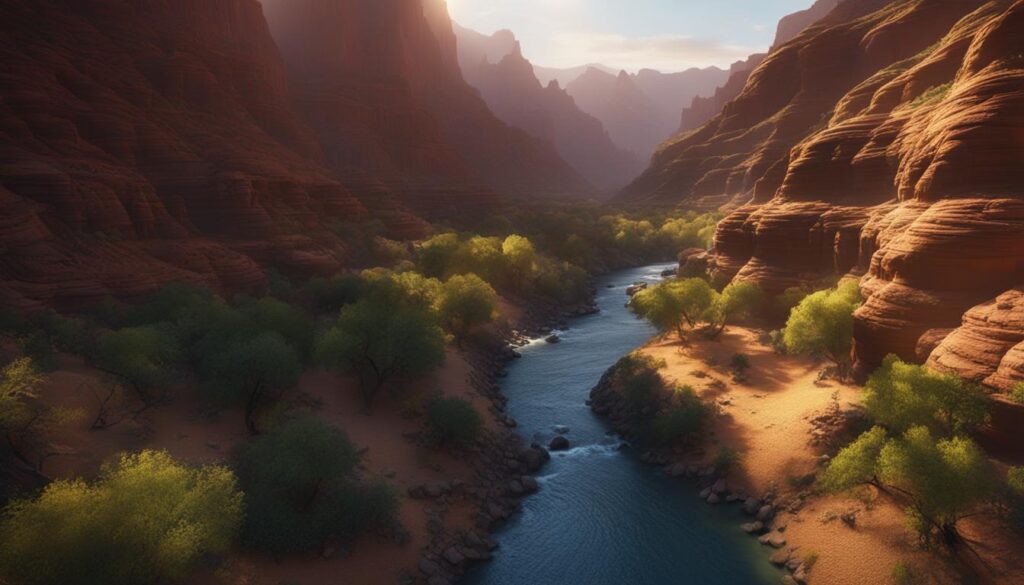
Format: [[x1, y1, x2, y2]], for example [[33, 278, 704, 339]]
[[548, 436, 571, 451]]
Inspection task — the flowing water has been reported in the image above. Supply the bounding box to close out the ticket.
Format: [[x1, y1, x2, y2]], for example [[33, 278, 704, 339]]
[[466, 264, 779, 585]]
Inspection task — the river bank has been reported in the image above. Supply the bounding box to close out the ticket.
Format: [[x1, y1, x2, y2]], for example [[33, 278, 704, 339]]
[[466, 264, 778, 585], [590, 326, 1024, 585]]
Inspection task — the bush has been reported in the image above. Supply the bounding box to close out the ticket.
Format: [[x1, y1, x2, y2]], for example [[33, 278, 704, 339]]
[[1005, 466, 1024, 534], [713, 447, 742, 475], [730, 353, 751, 372], [1009, 382, 1024, 405], [783, 280, 860, 376], [437, 274, 497, 345], [315, 298, 445, 411], [426, 397, 483, 446], [864, 355, 989, 437], [651, 385, 711, 445], [94, 326, 180, 406], [235, 417, 397, 554], [0, 450, 242, 585], [613, 353, 667, 409]]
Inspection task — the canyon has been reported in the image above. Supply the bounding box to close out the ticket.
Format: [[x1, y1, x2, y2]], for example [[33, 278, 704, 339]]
[[622, 0, 1024, 409], [0, 0, 591, 312]]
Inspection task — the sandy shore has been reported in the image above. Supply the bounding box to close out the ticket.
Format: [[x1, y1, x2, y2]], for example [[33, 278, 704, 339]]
[[636, 326, 1024, 585]]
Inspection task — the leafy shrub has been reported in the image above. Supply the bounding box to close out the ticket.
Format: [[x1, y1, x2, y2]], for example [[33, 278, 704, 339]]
[[713, 447, 742, 475], [651, 385, 711, 445], [1009, 382, 1024, 405], [783, 280, 861, 376], [0, 450, 242, 585], [730, 353, 751, 372], [235, 417, 397, 554], [426, 396, 483, 446], [613, 353, 667, 409]]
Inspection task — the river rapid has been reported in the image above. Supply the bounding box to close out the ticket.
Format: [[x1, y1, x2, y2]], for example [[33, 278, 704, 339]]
[[466, 263, 778, 585]]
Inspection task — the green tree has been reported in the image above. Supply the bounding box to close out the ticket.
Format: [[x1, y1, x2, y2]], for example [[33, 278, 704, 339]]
[[707, 281, 765, 337], [631, 281, 686, 337], [864, 355, 990, 437], [315, 299, 445, 410], [416, 232, 461, 278], [631, 278, 717, 338], [235, 417, 397, 554], [0, 450, 242, 585], [878, 427, 997, 548], [204, 333, 302, 434], [783, 280, 860, 376], [240, 297, 314, 358], [821, 425, 889, 492], [823, 426, 997, 549], [502, 234, 538, 291], [426, 396, 483, 446], [438, 274, 497, 345], [94, 326, 180, 406], [0, 358, 48, 479]]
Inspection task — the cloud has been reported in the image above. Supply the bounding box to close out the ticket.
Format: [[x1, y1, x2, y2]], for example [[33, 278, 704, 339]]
[[545, 32, 758, 72]]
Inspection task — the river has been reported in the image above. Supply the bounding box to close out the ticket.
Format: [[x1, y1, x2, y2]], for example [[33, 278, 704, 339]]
[[466, 263, 779, 585]]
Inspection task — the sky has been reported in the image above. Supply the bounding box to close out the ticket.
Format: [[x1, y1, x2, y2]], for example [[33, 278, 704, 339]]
[[446, 0, 814, 72]]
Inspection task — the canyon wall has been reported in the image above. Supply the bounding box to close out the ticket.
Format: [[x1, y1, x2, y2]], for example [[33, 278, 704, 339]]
[[0, 0, 381, 310], [621, 0, 1024, 400], [0, 0, 598, 310], [455, 30, 642, 191]]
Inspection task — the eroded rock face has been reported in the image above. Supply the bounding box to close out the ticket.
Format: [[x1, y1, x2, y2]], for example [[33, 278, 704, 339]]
[[625, 0, 1024, 393], [0, 0, 376, 309]]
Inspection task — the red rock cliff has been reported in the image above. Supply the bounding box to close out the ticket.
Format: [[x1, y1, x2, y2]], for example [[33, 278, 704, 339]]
[[620, 0, 1024, 399], [0, 0, 394, 310]]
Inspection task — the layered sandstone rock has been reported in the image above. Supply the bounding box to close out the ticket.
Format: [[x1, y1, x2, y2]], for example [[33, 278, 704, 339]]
[[0, 0, 375, 309], [624, 0, 1024, 394]]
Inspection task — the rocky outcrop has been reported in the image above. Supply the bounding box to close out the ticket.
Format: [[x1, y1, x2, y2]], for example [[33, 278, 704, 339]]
[[678, 55, 766, 133], [772, 0, 842, 48], [455, 29, 641, 191], [623, 0, 1024, 395]]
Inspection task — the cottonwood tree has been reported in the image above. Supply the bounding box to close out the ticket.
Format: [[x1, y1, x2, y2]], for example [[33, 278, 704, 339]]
[[315, 298, 445, 411], [782, 280, 860, 377], [706, 281, 765, 337], [0, 358, 51, 480], [204, 333, 302, 434], [438, 274, 497, 345], [93, 326, 180, 408]]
